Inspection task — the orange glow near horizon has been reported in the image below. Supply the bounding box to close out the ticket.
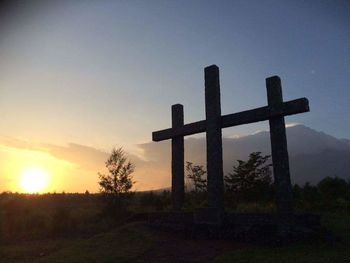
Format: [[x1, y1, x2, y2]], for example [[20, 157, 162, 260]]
[[0, 144, 84, 193]]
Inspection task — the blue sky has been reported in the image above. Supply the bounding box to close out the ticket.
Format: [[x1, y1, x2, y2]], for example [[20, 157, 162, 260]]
[[1, 0, 349, 147], [0, 0, 349, 191]]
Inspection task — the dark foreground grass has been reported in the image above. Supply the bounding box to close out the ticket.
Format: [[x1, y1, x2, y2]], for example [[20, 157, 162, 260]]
[[215, 213, 350, 263], [1, 213, 349, 262], [0, 223, 153, 263]]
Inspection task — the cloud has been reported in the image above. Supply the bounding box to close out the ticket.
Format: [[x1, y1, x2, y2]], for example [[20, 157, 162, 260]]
[[0, 136, 172, 190], [42, 143, 109, 171], [0, 136, 109, 171], [0, 136, 45, 152], [132, 141, 171, 190], [285, 122, 300, 128], [0, 131, 267, 191], [3, 124, 343, 191]]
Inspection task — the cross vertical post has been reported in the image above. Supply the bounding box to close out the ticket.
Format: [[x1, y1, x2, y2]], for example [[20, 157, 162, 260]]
[[205, 65, 224, 209], [171, 104, 184, 210], [266, 76, 294, 215]]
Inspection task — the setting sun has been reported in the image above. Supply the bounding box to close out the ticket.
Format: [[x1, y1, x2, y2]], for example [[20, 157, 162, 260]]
[[20, 167, 49, 193]]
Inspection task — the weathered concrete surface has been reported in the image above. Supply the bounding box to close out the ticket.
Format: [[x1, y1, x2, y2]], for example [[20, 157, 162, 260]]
[[266, 76, 294, 215], [152, 98, 308, 141], [171, 104, 184, 210], [205, 65, 224, 209]]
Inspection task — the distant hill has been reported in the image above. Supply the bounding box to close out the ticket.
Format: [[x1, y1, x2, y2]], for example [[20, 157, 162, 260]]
[[185, 125, 350, 185], [138, 124, 350, 188]]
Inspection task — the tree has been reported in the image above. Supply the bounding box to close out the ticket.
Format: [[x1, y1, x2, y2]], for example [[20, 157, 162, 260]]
[[185, 161, 207, 193], [317, 176, 348, 211], [224, 152, 273, 202], [318, 176, 348, 200], [98, 147, 135, 214]]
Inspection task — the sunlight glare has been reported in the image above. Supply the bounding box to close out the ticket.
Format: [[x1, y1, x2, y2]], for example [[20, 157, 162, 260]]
[[20, 167, 49, 193]]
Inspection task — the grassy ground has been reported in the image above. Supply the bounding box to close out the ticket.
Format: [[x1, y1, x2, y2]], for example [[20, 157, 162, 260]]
[[215, 213, 350, 263], [1, 193, 349, 262], [1, 213, 349, 262], [1, 223, 153, 263]]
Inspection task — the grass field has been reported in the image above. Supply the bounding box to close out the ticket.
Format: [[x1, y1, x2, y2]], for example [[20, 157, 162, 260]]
[[216, 213, 350, 263], [1, 213, 349, 262], [1, 223, 153, 263], [1, 193, 350, 262]]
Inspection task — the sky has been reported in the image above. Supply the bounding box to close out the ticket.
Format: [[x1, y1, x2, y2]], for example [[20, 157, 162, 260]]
[[0, 0, 349, 193]]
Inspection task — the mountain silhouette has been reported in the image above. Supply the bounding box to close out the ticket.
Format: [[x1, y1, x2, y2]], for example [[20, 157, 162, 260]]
[[225, 125, 350, 185], [220, 124, 350, 185], [137, 125, 350, 189]]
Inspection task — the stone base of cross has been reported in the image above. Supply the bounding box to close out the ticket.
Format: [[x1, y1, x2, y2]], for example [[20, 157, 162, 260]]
[[152, 65, 309, 217]]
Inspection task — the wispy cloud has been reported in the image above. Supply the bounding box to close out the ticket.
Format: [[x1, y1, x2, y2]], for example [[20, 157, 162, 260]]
[[2, 123, 322, 191], [286, 122, 300, 128], [0, 136, 108, 171], [0, 136, 171, 191]]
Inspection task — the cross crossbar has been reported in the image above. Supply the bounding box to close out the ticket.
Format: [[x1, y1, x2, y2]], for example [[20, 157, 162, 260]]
[[153, 97, 309, 141]]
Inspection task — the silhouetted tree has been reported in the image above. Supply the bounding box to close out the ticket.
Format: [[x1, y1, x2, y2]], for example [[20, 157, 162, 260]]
[[317, 176, 348, 211], [98, 147, 135, 216], [185, 161, 207, 193], [318, 176, 348, 200], [303, 182, 319, 200], [225, 152, 273, 203], [292, 183, 303, 209], [294, 183, 316, 211]]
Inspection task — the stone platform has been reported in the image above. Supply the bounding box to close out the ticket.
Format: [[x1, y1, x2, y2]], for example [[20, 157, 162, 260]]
[[148, 211, 321, 243]]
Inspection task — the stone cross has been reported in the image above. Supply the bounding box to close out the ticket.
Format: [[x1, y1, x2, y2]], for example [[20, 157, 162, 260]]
[[152, 65, 309, 214]]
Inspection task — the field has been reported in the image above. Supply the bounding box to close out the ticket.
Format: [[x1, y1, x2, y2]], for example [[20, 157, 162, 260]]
[[1, 193, 350, 263]]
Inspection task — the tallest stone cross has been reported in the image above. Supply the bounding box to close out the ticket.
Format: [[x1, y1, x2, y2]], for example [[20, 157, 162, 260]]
[[205, 66, 224, 209], [152, 65, 309, 215]]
